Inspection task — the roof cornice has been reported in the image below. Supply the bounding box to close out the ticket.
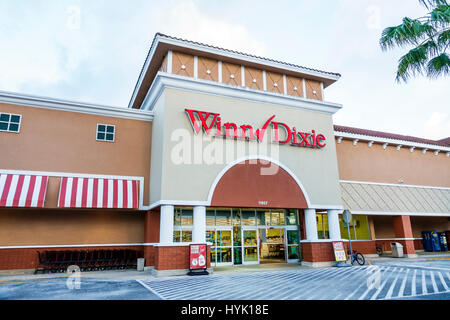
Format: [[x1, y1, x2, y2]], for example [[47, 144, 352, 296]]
[[141, 72, 343, 115], [334, 130, 450, 152], [0, 90, 154, 122]]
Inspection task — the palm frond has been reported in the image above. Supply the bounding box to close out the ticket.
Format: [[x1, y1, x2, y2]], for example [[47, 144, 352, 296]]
[[426, 52, 450, 77], [396, 45, 430, 81], [380, 18, 435, 51], [430, 4, 450, 25], [420, 0, 449, 10]]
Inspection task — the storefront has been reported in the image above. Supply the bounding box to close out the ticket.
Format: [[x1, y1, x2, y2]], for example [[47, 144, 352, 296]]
[[0, 33, 449, 275], [174, 207, 301, 266]]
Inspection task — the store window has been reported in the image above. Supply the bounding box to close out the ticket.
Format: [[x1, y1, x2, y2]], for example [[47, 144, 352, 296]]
[[316, 213, 329, 239], [173, 230, 192, 243], [339, 215, 371, 240], [173, 207, 193, 242], [241, 209, 256, 226], [256, 210, 268, 225], [96, 124, 115, 142], [174, 208, 193, 226], [271, 209, 285, 225], [232, 209, 241, 225], [206, 209, 215, 226], [286, 210, 298, 225], [215, 209, 232, 225], [0, 113, 21, 133]]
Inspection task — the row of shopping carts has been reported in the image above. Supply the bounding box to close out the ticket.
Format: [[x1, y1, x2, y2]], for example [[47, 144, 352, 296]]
[[35, 249, 143, 274]]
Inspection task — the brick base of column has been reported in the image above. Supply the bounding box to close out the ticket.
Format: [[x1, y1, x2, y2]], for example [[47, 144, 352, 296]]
[[301, 240, 379, 267], [143, 245, 155, 269], [301, 241, 336, 267], [152, 244, 212, 277]]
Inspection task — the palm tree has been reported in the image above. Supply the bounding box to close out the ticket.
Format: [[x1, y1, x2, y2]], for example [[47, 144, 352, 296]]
[[380, 0, 449, 82]]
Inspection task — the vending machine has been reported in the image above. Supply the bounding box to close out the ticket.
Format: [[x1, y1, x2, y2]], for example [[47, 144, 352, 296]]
[[421, 231, 432, 252], [430, 230, 441, 251]]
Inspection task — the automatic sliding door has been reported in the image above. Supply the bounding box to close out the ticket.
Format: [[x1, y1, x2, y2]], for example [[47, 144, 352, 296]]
[[286, 228, 300, 262], [216, 229, 232, 265], [242, 228, 259, 264]]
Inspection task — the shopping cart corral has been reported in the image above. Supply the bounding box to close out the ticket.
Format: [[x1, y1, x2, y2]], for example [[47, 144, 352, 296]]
[[35, 249, 143, 274]]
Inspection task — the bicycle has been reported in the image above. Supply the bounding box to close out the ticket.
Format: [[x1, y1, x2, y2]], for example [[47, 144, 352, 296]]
[[347, 249, 365, 265], [375, 244, 383, 256]]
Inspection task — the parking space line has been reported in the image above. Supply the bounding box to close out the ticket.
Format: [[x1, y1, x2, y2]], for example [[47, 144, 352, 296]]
[[136, 280, 165, 300], [346, 266, 386, 300], [411, 269, 417, 296], [385, 268, 403, 299], [397, 268, 409, 298], [437, 272, 449, 291], [370, 267, 397, 300], [430, 271, 438, 293], [421, 270, 427, 295]]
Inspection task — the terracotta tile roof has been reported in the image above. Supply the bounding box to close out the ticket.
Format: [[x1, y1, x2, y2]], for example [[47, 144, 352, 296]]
[[436, 137, 450, 147], [155, 32, 341, 77], [334, 124, 449, 148]]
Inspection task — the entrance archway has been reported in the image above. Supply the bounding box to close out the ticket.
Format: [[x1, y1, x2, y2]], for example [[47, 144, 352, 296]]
[[209, 159, 309, 209]]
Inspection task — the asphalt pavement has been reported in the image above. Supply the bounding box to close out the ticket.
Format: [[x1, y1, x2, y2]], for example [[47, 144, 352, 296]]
[[0, 252, 449, 300]]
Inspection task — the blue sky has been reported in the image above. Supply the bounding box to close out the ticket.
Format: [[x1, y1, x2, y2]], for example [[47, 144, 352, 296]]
[[0, 0, 448, 140]]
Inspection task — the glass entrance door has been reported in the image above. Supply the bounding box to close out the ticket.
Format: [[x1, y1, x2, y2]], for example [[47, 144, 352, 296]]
[[259, 228, 286, 263], [242, 227, 259, 264], [286, 228, 300, 262], [207, 228, 233, 266], [216, 229, 233, 266]]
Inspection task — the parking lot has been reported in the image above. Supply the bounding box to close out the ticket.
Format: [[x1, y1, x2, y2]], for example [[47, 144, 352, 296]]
[[1, 257, 449, 300]]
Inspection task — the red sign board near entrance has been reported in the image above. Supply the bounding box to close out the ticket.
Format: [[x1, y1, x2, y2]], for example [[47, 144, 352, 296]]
[[185, 108, 326, 148], [189, 243, 207, 270]]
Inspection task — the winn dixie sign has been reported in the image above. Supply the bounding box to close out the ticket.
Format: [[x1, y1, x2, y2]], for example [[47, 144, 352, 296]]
[[185, 108, 327, 148]]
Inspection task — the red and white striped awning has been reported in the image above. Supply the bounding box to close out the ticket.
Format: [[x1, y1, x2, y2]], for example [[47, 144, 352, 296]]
[[0, 174, 48, 207], [58, 177, 139, 209]]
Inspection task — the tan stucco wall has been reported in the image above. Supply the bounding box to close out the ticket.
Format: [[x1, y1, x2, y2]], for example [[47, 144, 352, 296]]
[[149, 87, 342, 207], [0, 103, 152, 206], [336, 139, 450, 188], [0, 209, 145, 246]]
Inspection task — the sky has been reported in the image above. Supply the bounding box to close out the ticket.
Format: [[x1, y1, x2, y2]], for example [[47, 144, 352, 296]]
[[0, 0, 448, 140]]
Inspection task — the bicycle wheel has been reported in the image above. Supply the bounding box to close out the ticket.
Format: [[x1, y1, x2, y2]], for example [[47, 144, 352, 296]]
[[376, 247, 382, 256], [356, 253, 365, 265]]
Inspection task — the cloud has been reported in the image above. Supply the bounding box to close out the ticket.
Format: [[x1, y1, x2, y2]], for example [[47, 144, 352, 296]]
[[155, 0, 267, 57], [423, 112, 450, 140]]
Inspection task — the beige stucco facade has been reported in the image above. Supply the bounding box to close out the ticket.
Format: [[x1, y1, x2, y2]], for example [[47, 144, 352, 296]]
[[147, 85, 342, 208]]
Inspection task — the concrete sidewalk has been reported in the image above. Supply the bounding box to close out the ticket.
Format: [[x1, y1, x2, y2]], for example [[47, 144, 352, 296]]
[[366, 251, 450, 265], [1, 251, 448, 282], [0, 269, 155, 282]]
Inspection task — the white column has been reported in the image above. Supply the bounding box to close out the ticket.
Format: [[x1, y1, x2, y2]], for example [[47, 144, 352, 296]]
[[327, 209, 341, 241], [192, 206, 206, 243], [304, 209, 318, 241], [159, 205, 174, 244]]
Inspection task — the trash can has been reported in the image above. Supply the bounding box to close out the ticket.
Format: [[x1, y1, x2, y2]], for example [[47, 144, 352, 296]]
[[137, 258, 145, 271], [390, 242, 404, 258]]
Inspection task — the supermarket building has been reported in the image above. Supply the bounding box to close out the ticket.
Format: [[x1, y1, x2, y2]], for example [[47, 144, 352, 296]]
[[0, 33, 449, 275]]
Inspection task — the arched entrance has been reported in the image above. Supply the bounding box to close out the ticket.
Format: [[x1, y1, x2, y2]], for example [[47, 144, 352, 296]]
[[210, 159, 308, 209], [207, 159, 308, 265]]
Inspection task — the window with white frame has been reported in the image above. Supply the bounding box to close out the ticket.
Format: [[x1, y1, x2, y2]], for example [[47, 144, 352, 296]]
[[0, 113, 21, 133], [96, 124, 115, 142], [173, 207, 193, 242]]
